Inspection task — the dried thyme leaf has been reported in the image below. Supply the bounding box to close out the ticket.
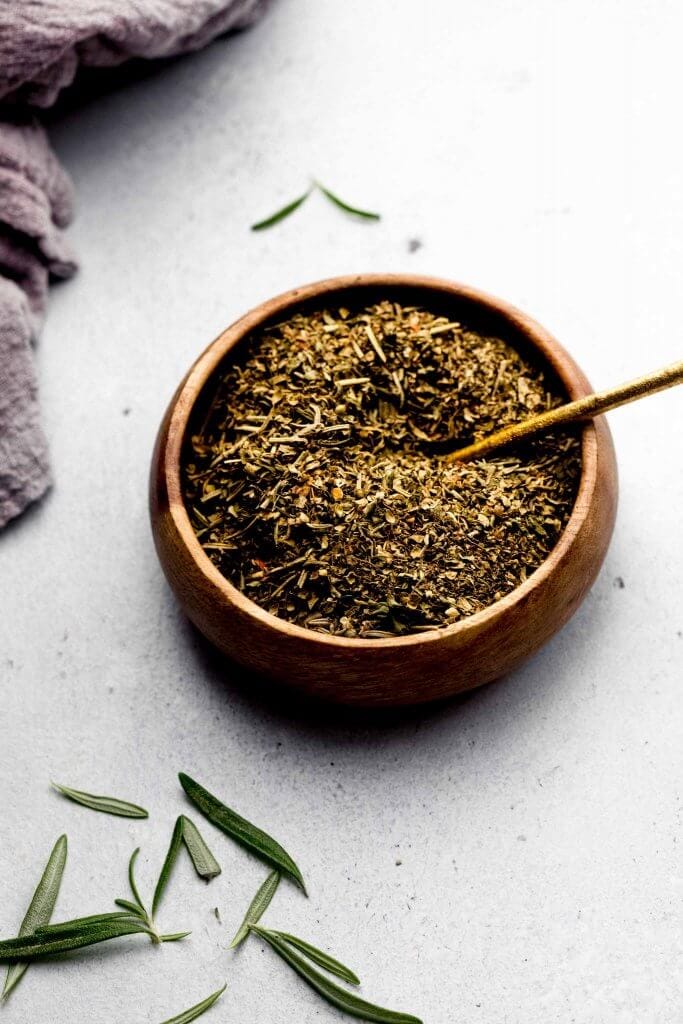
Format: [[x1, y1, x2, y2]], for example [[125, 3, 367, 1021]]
[[183, 301, 581, 638], [179, 773, 306, 892], [270, 930, 360, 985], [2, 834, 67, 1000], [180, 816, 222, 881], [0, 918, 151, 962], [51, 782, 148, 819], [316, 182, 381, 220], [230, 870, 280, 948], [252, 927, 421, 1024], [251, 189, 312, 231], [159, 984, 227, 1024]]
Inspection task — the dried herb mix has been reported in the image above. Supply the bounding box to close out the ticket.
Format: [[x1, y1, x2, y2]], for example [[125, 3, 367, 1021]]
[[183, 301, 581, 638]]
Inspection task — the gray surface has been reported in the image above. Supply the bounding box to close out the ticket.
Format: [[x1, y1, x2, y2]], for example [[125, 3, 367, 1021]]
[[1, 1, 682, 1021]]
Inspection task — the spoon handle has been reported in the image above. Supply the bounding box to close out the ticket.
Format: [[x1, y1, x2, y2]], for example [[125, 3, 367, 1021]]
[[446, 358, 683, 462]]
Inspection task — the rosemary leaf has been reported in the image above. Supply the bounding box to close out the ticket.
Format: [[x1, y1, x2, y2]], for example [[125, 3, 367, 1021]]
[[230, 870, 280, 948], [52, 782, 148, 819], [179, 773, 306, 892], [253, 927, 421, 1024], [316, 182, 380, 221], [159, 984, 226, 1024], [271, 930, 360, 985], [0, 918, 150, 963], [128, 848, 146, 912], [115, 898, 147, 918], [180, 816, 221, 881], [152, 816, 221, 923], [2, 834, 67, 1000], [153, 818, 184, 918], [36, 912, 135, 936], [251, 189, 311, 231], [158, 931, 192, 942]]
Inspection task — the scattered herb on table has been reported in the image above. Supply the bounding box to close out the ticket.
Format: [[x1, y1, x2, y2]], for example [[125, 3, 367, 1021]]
[[230, 869, 281, 948], [179, 772, 306, 892], [158, 984, 226, 1024], [51, 781, 148, 818], [1, 778, 422, 1021], [114, 846, 191, 943], [315, 181, 380, 220], [251, 187, 313, 230], [180, 815, 222, 881], [252, 925, 420, 1023], [153, 817, 221, 921], [251, 180, 380, 230], [0, 915, 152, 962], [183, 300, 581, 637], [2, 834, 67, 1000], [264, 929, 360, 985]]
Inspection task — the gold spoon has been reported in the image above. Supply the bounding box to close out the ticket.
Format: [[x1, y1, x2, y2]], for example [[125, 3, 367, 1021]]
[[445, 358, 683, 463]]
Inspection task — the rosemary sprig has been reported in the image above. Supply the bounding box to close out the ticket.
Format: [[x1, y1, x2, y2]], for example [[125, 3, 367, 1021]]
[[116, 847, 190, 944], [179, 773, 306, 892], [159, 984, 226, 1024], [51, 782, 148, 819], [2, 834, 67, 1000], [250, 181, 380, 230], [230, 870, 280, 948], [252, 926, 421, 1024]]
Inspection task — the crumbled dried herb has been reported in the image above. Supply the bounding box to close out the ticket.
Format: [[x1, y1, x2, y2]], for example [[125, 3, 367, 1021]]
[[183, 301, 581, 638]]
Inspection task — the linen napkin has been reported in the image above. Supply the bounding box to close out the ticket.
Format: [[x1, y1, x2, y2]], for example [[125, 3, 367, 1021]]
[[0, 0, 269, 528]]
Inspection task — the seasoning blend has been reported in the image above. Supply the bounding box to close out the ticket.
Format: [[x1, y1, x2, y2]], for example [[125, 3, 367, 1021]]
[[183, 301, 581, 638]]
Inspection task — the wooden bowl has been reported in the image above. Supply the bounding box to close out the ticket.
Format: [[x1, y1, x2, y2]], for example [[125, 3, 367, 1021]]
[[150, 274, 618, 707]]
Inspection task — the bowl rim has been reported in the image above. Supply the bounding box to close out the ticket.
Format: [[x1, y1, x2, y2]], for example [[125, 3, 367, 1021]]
[[161, 273, 599, 650]]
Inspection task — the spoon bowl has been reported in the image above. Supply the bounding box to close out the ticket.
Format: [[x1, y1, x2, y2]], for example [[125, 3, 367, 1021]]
[[150, 274, 618, 706]]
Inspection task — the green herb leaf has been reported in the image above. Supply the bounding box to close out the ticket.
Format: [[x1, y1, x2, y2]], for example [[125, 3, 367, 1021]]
[[2, 834, 67, 1000], [159, 984, 226, 1024], [158, 931, 192, 943], [152, 817, 221, 922], [127, 841, 190, 944], [230, 870, 280, 948], [251, 189, 312, 231], [316, 182, 381, 221], [0, 918, 150, 963], [36, 912, 136, 936], [180, 816, 222, 881], [271, 930, 360, 985], [253, 927, 421, 1024], [179, 773, 306, 892], [127, 848, 146, 912], [52, 782, 148, 819], [153, 818, 184, 918], [115, 898, 147, 918]]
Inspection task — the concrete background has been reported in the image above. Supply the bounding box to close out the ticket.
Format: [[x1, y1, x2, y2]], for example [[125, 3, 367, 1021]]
[[1, 1, 682, 1021]]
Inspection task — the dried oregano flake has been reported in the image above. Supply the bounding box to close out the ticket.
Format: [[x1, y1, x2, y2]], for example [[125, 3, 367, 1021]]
[[183, 300, 581, 638]]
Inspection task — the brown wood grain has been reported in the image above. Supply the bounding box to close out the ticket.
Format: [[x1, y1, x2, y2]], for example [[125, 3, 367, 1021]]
[[149, 275, 618, 707]]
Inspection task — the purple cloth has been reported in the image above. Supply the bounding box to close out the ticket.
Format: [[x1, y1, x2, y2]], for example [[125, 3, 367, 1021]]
[[0, 0, 269, 528]]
